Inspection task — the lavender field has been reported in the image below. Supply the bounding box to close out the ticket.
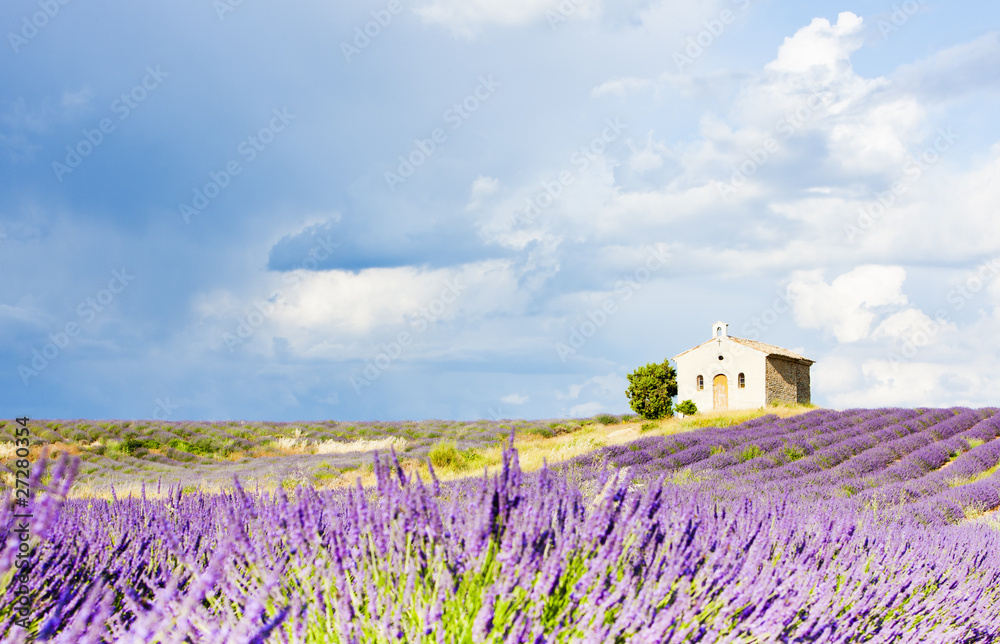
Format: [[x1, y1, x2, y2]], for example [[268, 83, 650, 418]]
[[4, 407, 1000, 642], [0, 417, 604, 497]]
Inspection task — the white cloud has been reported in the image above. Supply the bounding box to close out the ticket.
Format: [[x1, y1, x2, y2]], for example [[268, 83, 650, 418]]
[[787, 265, 908, 342], [465, 175, 499, 212], [591, 77, 654, 98], [569, 401, 605, 417], [825, 358, 1000, 409], [803, 265, 1000, 408], [627, 132, 666, 172], [501, 393, 529, 405], [871, 308, 956, 343], [765, 12, 864, 76], [193, 260, 529, 359], [810, 354, 861, 394]]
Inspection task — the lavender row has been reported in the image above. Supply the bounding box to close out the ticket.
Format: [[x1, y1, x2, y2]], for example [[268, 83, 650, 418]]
[[752, 408, 995, 493], [6, 446, 1000, 641], [587, 408, 883, 476]]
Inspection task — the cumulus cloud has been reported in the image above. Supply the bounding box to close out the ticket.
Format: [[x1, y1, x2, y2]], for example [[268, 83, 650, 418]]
[[794, 257, 1000, 409], [765, 12, 864, 75], [501, 393, 529, 405], [871, 308, 956, 342], [194, 260, 529, 360], [787, 265, 908, 342]]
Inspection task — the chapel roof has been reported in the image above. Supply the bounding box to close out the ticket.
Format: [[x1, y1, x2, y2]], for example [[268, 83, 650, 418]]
[[672, 336, 814, 365]]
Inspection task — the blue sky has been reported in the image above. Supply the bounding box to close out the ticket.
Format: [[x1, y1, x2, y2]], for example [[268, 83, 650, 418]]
[[2, 0, 999, 422]]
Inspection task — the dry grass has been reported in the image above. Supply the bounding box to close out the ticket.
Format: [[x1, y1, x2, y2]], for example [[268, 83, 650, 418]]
[[314, 406, 816, 491], [0, 441, 84, 460], [265, 432, 408, 457], [947, 461, 1000, 488], [49, 406, 816, 499], [973, 508, 1000, 531], [314, 437, 407, 455]]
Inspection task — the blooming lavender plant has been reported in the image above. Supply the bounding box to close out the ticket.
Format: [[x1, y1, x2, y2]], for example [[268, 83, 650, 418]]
[[3, 409, 1000, 641]]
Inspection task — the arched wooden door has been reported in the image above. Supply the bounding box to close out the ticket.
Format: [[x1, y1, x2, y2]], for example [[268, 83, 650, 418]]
[[713, 374, 728, 410]]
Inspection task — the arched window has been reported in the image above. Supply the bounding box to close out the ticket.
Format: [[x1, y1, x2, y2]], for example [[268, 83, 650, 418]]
[[697, 375, 704, 390], [738, 373, 745, 388]]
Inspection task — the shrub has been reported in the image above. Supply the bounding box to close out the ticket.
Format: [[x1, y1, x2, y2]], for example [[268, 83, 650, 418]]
[[676, 400, 698, 415], [428, 442, 481, 471], [783, 445, 806, 462], [626, 359, 678, 420], [525, 427, 554, 439], [428, 442, 463, 469], [168, 437, 218, 456], [595, 414, 619, 425], [739, 445, 765, 462]]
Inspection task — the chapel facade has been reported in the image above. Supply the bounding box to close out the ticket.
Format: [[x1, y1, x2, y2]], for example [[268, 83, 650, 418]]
[[672, 321, 814, 411]]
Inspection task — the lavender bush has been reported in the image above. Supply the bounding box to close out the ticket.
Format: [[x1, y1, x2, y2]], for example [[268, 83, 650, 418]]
[[2, 408, 1000, 641]]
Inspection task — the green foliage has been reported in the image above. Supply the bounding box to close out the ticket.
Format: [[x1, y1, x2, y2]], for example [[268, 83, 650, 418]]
[[167, 437, 222, 456], [594, 413, 619, 425], [738, 445, 765, 462], [676, 400, 698, 415], [428, 442, 481, 471], [782, 445, 806, 462], [525, 426, 554, 439], [625, 359, 678, 420], [119, 437, 161, 456]]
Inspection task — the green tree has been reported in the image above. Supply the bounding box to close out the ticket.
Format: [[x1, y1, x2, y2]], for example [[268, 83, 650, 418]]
[[625, 359, 678, 420], [676, 399, 698, 415]]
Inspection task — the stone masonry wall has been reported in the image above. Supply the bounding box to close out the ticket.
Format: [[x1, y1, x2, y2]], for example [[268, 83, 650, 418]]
[[765, 357, 811, 405]]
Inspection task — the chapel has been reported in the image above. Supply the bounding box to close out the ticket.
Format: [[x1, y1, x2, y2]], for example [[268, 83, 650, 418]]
[[672, 321, 814, 411]]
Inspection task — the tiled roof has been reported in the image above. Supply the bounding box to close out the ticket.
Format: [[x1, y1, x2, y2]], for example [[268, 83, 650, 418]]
[[728, 337, 814, 364], [672, 336, 814, 364]]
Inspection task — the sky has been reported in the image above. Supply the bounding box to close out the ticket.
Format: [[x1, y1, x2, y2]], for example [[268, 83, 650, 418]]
[[2, 0, 999, 422]]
